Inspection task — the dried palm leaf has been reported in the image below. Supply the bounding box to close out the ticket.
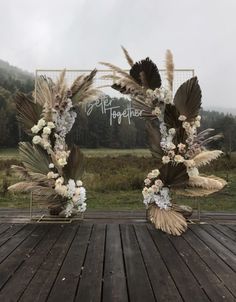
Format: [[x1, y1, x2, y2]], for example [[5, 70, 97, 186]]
[[19, 142, 51, 175], [165, 49, 174, 91], [15, 93, 42, 135], [159, 162, 189, 187], [145, 120, 163, 160], [130, 58, 161, 89], [148, 204, 187, 235], [63, 145, 84, 181], [193, 150, 223, 167], [173, 77, 202, 120], [121, 46, 134, 67]]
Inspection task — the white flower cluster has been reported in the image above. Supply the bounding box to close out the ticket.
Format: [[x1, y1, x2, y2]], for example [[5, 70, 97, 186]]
[[54, 177, 87, 217], [146, 87, 172, 104], [31, 119, 55, 151], [31, 89, 87, 217], [142, 169, 172, 210], [160, 123, 176, 155]]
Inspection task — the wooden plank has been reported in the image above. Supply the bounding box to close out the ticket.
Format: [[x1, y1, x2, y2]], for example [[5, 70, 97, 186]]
[[0, 224, 48, 291], [0, 224, 11, 235], [170, 234, 235, 301], [134, 224, 183, 302], [102, 224, 128, 302], [0, 224, 36, 263], [0, 225, 63, 301], [75, 224, 106, 302], [0, 224, 25, 247], [148, 225, 210, 302], [19, 224, 78, 302], [47, 224, 92, 302], [214, 224, 236, 241], [183, 228, 236, 296], [227, 225, 236, 232], [189, 225, 236, 271], [120, 224, 155, 302], [201, 224, 236, 254]]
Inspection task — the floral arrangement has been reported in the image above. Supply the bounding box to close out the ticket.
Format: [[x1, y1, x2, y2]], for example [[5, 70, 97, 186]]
[[9, 70, 100, 217], [101, 47, 227, 235]]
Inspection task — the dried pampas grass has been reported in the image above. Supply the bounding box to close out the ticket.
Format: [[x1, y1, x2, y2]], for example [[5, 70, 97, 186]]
[[193, 150, 223, 167], [165, 49, 174, 92], [148, 205, 187, 236], [121, 46, 134, 67], [189, 175, 227, 190]]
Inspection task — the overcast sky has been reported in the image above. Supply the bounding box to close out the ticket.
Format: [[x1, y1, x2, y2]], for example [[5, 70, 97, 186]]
[[0, 0, 236, 108]]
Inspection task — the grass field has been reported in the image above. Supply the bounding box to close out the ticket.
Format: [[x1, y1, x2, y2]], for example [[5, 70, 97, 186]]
[[0, 148, 235, 212]]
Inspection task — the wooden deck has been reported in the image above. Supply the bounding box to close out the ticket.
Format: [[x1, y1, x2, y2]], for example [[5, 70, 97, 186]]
[[0, 222, 235, 301]]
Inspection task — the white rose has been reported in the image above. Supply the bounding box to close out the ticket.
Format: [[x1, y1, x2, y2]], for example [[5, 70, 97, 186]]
[[182, 122, 190, 129], [49, 163, 54, 169], [147, 172, 155, 179], [151, 169, 160, 177], [144, 178, 151, 185], [195, 121, 200, 128], [168, 128, 176, 135], [37, 118, 46, 129], [58, 158, 67, 167], [55, 177, 64, 185], [76, 180, 83, 187], [162, 156, 170, 164], [174, 155, 184, 163], [151, 185, 159, 193], [43, 127, 51, 135], [32, 135, 41, 144], [142, 187, 149, 197], [155, 179, 163, 187], [166, 142, 176, 150], [147, 187, 154, 194], [152, 106, 161, 117], [31, 125, 40, 134], [178, 115, 187, 121], [196, 115, 201, 121], [47, 122, 55, 129]]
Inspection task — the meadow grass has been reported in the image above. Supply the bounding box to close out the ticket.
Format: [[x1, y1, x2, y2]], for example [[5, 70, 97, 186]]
[[0, 148, 235, 211]]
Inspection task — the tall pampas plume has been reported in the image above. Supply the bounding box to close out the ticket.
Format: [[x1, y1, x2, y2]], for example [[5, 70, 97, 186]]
[[189, 175, 227, 191], [193, 150, 223, 168], [165, 49, 174, 92], [121, 46, 134, 67]]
